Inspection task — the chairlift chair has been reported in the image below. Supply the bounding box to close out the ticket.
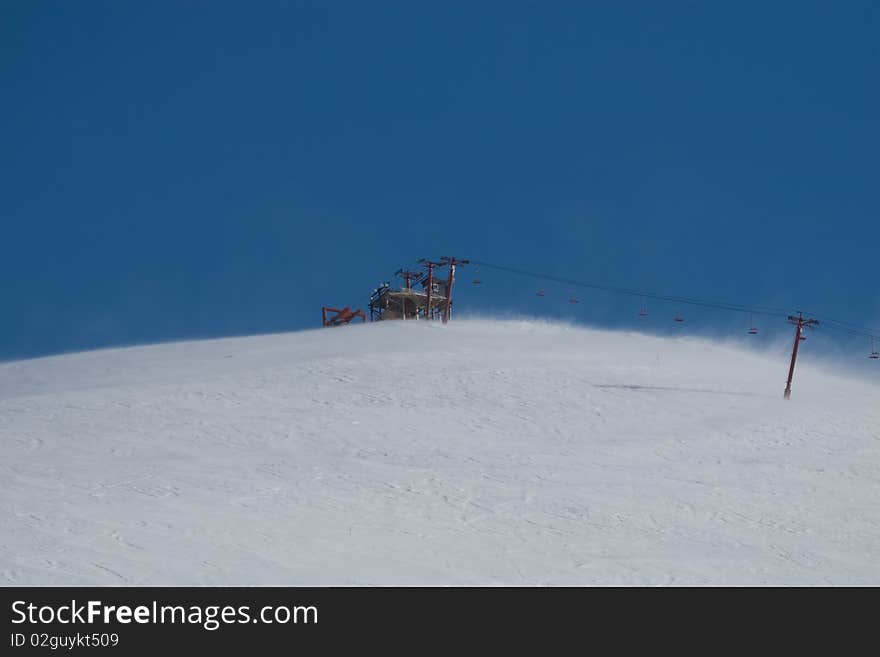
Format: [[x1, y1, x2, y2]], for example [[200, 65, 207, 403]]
[[747, 313, 758, 335]]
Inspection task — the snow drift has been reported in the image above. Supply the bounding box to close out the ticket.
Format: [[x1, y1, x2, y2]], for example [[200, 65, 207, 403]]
[[1, 319, 878, 585]]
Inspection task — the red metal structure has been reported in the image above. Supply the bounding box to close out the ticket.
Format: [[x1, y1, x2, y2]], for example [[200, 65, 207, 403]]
[[322, 306, 366, 327], [783, 312, 819, 399]]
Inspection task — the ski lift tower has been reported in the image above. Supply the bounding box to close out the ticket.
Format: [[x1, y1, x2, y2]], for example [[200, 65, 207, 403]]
[[438, 256, 468, 323]]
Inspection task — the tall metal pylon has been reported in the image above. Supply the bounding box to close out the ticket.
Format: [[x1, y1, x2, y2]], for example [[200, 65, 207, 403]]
[[439, 256, 469, 324], [784, 312, 819, 400]]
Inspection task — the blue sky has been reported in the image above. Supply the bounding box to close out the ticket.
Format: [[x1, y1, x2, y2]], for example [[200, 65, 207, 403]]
[[2, 1, 878, 361]]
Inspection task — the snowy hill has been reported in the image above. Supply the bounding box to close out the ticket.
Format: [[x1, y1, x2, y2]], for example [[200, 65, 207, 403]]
[[1, 319, 878, 585]]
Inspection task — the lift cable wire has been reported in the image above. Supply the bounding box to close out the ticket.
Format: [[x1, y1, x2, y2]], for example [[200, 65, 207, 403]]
[[468, 260, 788, 317], [805, 316, 880, 340], [466, 259, 880, 340], [799, 315, 880, 338]]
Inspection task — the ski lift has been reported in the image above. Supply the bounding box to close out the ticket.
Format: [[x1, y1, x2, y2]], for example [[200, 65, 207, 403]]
[[472, 278, 482, 285], [472, 265, 481, 285], [747, 313, 758, 335], [569, 298, 579, 304], [673, 312, 684, 323], [536, 289, 545, 297], [638, 304, 648, 317], [870, 337, 879, 360]]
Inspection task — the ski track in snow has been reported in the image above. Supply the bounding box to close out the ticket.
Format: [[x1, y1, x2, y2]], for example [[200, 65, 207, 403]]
[[0, 319, 878, 585]]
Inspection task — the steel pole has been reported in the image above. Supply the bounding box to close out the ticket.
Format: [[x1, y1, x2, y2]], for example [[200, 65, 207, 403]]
[[424, 263, 434, 320], [784, 315, 803, 400], [443, 262, 456, 324]]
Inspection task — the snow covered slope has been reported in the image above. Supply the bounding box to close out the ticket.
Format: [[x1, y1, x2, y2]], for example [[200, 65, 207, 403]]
[[1, 320, 878, 585]]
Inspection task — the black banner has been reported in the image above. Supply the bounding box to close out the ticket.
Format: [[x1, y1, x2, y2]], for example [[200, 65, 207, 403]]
[[1, 586, 871, 653]]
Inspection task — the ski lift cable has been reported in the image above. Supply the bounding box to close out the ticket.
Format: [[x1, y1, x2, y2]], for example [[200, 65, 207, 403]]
[[810, 320, 880, 340], [468, 260, 790, 318], [797, 315, 880, 339], [468, 259, 880, 340]]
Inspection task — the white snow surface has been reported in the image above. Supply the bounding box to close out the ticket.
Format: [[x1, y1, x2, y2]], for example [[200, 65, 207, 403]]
[[1, 319, 878, 585]]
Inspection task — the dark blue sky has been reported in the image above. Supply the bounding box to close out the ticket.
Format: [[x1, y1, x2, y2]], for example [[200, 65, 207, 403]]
[[3, 1, 878, 360]]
